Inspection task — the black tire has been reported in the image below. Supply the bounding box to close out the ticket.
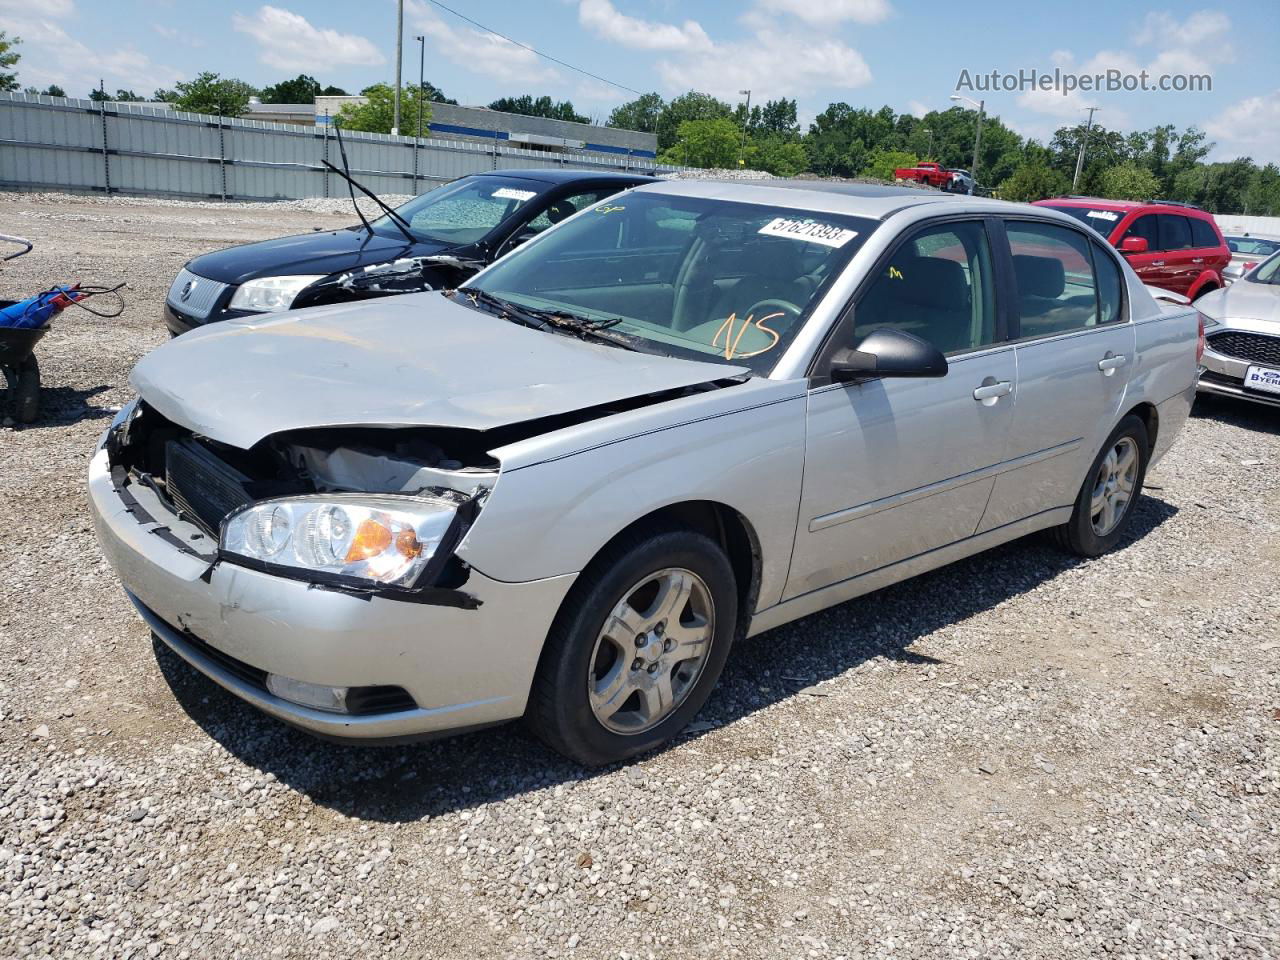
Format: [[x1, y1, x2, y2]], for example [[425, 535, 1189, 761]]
[[1052, 414, 1149, 557], [13, 356, 39, 424], [525, 526, 737, 766]]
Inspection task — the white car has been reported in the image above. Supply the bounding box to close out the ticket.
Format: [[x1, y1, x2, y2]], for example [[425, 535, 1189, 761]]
[[1197, 249, 1280, 406]]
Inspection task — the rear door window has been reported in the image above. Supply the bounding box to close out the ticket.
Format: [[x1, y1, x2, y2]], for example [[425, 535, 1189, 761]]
[[1189, 217, 1219, 249], [1007, 221, 1099, 337], [1157, 215, 1193, 251], [1091, 241, 1124, 324], [855, 220, 997, 354]]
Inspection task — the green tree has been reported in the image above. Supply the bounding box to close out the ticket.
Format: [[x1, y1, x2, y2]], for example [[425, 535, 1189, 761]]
[[998, 162, 1070, 202], [746, 135, 808, 177], [607, 92, 664, 133], [1244, 163, 1280, 217], [335, 83, 433, 136], [863, 148, 918, 181], [487, 95, 587, 124], [24, 84, 65, 97], [172, 72, 256, 117], [259, 75, 356, 103], [0, 31, 20, 92], [656, 91, 731, 151], [660, 118, 739, 168], [1097, 163, 1161, 201], [1196, 158, 1257, 214], [757, 98, 800, 138], [153, 87, 179, 102]]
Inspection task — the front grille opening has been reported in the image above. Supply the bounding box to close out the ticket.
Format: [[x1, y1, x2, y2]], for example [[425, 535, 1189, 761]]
[[1207, 330, 1280, 366], [175, 626, 418, 716]]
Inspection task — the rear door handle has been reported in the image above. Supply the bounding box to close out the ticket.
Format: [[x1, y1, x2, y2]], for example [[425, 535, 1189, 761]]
[[1098, 352, 1126, 375], [1192, 258, 1205, 263], [973, 379, 1013, 404], [1151, 260, 1165, 266]]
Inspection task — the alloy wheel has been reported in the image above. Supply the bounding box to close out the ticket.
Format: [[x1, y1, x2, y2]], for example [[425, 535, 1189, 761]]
[[1090, 436, 1139, 536]]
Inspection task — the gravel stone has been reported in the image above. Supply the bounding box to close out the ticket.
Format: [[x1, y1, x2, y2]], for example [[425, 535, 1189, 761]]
[[1, 192, 1277, 960]]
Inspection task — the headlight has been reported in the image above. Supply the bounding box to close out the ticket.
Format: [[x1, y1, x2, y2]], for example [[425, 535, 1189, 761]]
[[228, 275, 326, 313], [221, 495, 460, 588]]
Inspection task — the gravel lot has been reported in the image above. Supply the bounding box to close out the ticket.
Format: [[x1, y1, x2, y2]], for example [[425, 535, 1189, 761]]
[[1, 192, 1277, 960]]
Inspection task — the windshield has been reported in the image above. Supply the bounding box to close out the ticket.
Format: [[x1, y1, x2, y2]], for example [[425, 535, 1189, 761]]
[[1228, 236, 1280, 257], [1251, 250, 1280, 284], [1041, 204, 1124, 233], [372, 176, 546, 244], [467, 192, 876, 374]]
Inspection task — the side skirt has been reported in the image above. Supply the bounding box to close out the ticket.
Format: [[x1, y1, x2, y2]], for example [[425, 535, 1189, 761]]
[[746, 505, 1073, 638]]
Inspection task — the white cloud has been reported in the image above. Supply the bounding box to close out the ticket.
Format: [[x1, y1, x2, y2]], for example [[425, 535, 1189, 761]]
[[0, 3, 182, 97], [658, 27, 872, 100], [577, 0, 711, 52], [408, 0, 558, 87], [755, 0, 891, 25], [1205, 90, 1280, 163], [906, 99, 929, 118], [231, 6, 384, 72]]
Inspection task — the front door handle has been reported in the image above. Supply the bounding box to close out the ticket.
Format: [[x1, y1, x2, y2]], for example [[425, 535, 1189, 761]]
[[1098, 352, 1126, 375], [1151, 260, 1165, 266], [1192, 257, 1205, 263], [973, 378, 1013, 405]]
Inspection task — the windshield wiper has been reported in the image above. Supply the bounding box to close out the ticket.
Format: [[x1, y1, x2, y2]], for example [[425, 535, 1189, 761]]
[[516, 307, 647, 352], [453, 286, 553, 331], [325, 124, 415, 244]]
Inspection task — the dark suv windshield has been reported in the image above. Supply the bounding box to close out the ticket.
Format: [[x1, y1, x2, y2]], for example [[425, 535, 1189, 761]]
[[467, 192, 876, 373], [1040, 205, 1124, 233], [372, 176, 546, 244]]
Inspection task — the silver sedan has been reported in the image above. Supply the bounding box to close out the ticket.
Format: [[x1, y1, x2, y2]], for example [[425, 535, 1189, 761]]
[[1197, 250, 1280, 407], [90, 181, 1201, 765]]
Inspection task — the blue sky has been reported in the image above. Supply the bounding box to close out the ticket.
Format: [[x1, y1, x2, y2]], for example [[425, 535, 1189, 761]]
[[4, 0, 1277, 162]]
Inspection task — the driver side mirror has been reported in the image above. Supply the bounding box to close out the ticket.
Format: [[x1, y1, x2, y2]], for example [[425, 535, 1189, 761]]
[[1119, 236, 1148, 255], [830, 328, 948, 382]]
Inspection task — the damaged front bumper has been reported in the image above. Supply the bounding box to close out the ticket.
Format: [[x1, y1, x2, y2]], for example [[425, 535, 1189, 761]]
[[88, 442, 576, 741]]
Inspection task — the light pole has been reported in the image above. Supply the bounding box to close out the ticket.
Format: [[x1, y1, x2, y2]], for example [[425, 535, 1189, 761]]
[[737, 89, 751, 168], [414, 34, 425, 192], [392, 0, 404, 135], [950, 94, 984, 191], [1072, 106, 1100, 191], [923, 127, 933, 160]]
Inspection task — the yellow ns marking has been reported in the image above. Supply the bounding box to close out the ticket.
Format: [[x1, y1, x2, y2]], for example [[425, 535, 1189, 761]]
[[888, 266, 904, 279]]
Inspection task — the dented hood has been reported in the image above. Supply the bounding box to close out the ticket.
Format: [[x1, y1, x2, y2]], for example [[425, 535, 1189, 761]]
[[131, 292, 748, 449]]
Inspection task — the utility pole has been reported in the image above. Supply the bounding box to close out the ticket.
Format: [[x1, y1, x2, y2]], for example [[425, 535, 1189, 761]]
[[924, 127, 933, 160], [414, 34, 425, 193], [392, 0, 404, 135], [949, 94, 985, 190], [737, 90, 751, 168], [1072, 106, 1100, 191]]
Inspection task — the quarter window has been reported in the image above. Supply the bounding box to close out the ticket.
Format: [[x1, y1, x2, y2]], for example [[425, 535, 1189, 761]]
[[1007, 221, 1099, 337], [855, 220, 997, 354]]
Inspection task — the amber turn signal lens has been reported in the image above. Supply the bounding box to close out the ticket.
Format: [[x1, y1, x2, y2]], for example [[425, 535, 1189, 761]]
[[395, 529, 422, 558], [345, 518, 392, 562]]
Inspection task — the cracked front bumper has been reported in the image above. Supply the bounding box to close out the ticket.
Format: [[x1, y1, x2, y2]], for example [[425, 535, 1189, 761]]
[[88, 446, 576, 740]]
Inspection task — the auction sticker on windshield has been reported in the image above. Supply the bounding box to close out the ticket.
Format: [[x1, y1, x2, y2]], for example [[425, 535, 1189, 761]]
[[1244, 365, 1280, 395], [1086, 210, 1120, 222], [492, 188, 537, 202], [758, 217, 857, 248]]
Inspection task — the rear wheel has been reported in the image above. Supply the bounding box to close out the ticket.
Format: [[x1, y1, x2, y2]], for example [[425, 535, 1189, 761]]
[[526, 527, 737, 766], [1052, 415, 1148, 557]]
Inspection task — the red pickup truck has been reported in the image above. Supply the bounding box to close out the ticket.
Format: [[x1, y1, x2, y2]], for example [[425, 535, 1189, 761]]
[[893, 162, 954, 189]]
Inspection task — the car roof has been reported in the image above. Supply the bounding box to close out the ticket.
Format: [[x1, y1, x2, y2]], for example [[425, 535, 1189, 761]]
[[1036, 196, 1216, 218], [472, 168, 656, 185], [632, 178, 1063, 222], [1225, 232, 1280, 241]]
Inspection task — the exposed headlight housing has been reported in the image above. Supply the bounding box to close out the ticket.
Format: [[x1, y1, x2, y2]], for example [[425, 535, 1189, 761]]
[[221, 494, 463, 588], [228, 275, 326, 313]]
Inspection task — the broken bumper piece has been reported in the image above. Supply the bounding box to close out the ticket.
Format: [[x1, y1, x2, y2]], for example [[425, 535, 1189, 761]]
[[88, 445, 576, 741]]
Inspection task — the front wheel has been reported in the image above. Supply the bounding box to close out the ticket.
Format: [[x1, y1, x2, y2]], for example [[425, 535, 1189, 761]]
[[525, 528, 737, 766], [1052, 415, 1149, 557]]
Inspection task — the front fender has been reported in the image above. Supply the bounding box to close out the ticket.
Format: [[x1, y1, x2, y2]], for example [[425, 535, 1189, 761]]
[[456, 378, 807, 611]]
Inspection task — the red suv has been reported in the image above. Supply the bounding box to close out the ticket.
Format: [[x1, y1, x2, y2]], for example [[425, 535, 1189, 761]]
[[1032, 197, 1229, 300]]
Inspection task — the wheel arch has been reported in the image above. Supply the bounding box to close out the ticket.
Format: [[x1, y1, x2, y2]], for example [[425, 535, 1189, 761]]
[[568, 500, 764, 640], [1123, 400, 1158, 453], [1187, 270, 1221, 300]]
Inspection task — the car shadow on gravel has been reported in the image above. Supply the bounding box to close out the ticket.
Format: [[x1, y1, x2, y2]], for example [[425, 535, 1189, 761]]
[[1191, 394, 1279, 434], [2, 383, 114, 429], [153, 495, 1178, 823]]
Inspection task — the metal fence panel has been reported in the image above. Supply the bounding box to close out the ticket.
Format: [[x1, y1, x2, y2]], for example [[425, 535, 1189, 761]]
[[0, 93, 684, 201]]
